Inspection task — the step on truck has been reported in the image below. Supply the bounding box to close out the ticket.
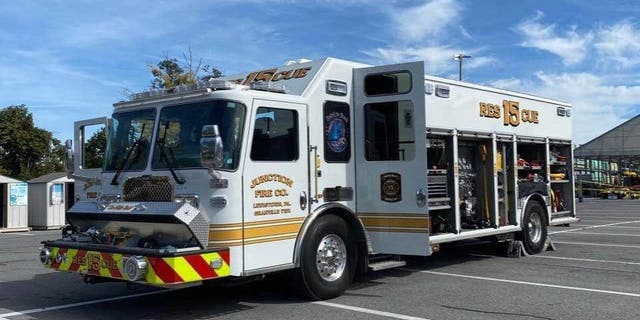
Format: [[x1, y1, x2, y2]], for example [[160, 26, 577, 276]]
[[39, 57, 579, 299]]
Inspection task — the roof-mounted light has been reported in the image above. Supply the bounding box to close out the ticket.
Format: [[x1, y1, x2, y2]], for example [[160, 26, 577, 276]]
[[124, 79, 238, 104], [250, 81, 286, 93], [206, 79, 236, 90]]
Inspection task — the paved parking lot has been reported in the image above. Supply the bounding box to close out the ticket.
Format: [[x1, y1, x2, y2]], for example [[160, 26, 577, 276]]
[[1, 199, 639, 320]]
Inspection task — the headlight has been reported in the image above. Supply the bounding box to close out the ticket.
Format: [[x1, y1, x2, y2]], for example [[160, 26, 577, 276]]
[[174, 194, 199, 208]]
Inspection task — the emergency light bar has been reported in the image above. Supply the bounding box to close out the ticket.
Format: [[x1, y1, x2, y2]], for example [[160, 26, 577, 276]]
[[126, 79, 239, 103]]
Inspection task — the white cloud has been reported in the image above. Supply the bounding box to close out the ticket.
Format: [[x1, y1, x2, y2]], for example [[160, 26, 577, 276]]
[[362, 45, 494, 75], [363, 0, 492, 76], [0, 49, 126, 140], [391, 0, 461, 43], [530, 72, 640, 144], [489, 78, 524, 91], [459, 25, 472, 39], [595, 21, 640, 68], [516, 11, 593, 65]]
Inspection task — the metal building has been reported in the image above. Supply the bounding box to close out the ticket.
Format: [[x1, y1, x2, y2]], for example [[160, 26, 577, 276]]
[[28, 172, 75, 230], [0, 175, 29, 233], [575, 114, 640, 196]]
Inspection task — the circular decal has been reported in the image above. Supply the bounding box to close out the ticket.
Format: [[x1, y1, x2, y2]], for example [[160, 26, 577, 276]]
[[327, 115, 347, 153]]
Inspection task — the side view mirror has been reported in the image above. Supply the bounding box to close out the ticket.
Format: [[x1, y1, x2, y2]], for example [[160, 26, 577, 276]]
[[200, 125, 224, 169], [64, 139, 74, 173]]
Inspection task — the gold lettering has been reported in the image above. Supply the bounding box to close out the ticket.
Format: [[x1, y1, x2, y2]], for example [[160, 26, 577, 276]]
[[250, 174, 294, 188], [503, 100, 520, 126], [479, 102, 487, 116], [274, 189, 288, 196], [254, 68, 278, 82], [294, 67, 311, 78], [255, 189, 273, 198], [242, 72, 258, 85]]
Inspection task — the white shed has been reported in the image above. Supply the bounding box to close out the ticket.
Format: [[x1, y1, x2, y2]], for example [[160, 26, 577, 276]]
[[0, 175, 29, 233], [28, 172, 75, 230]]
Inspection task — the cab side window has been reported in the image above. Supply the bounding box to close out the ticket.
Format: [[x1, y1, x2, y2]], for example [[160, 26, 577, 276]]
[[250, 107, 299, 161]]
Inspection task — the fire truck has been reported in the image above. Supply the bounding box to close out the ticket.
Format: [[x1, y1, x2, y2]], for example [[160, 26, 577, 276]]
[[39, 58, 578, 300]]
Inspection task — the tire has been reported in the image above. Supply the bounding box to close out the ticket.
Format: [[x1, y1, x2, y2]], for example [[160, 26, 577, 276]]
[[519, 201, 548, 254], [296, 215, 356, 300]]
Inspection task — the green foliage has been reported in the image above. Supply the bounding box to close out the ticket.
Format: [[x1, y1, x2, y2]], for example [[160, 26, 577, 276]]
[[0, 105, 64, 180], [84, 127, 106, 169], [149, 50, 223, 89]]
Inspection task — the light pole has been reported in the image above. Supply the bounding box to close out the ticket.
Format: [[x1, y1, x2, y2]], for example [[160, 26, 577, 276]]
[[454, 53, 472, 81]]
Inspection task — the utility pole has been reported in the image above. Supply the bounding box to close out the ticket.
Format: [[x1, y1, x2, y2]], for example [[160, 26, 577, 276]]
[[454, 53, 472, 81]]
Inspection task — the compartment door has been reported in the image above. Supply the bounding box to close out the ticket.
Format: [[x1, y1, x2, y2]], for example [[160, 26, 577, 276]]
[[74, 117, 108, 201], [354, 61, 430, 255]]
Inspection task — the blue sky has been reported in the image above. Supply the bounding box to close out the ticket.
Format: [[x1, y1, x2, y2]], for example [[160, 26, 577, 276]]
[[1, 0, 639, 144]]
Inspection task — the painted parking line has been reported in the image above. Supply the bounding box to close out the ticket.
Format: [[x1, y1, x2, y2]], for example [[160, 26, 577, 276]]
[[470, 253, 640, 266], [403, 269, 640, 298], [554, 231, 640, 237], [559, 225, 640, 229], [0, 289, 177, 319], [313, 301, 430, 320], [0, 286, 430, 320], [553, 241, 640, 249], [532, 255, 640, 266], [578, 216, 640, 219], [549, 220, 640, 234]]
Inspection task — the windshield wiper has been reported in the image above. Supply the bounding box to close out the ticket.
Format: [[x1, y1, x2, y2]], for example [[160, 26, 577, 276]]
[[156, 122, 186, 185], [111, 124, 146, 185]]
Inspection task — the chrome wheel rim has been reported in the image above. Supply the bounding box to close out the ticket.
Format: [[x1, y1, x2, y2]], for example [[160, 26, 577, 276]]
[[316, 234, 347, 282], [528, 211, 542, 244]]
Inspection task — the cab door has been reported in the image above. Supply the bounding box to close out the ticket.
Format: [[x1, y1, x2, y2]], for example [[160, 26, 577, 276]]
[[242, 99, 309, 271], [354, 62, 430, 255], [73, 117, 109, 201]]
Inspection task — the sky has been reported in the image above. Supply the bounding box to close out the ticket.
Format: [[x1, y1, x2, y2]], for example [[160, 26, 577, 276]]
[[1, 0, 640, 145]]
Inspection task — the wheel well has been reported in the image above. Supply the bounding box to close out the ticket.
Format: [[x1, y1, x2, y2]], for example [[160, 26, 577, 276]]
[[294, 206, 368, 275], [525, 194, 548, 224]]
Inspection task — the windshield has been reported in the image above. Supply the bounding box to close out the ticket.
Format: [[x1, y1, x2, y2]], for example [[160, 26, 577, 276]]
[[152, 100, 246, 170], [104, 108, 156, 171]]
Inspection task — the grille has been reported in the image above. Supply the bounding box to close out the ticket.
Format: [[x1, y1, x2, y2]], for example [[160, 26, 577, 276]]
[[122, 175, 173, 202]]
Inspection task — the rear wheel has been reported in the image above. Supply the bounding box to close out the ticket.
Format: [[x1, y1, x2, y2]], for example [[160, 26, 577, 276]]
[[519, 201, 548, 254], [297, 215, 356, 300]]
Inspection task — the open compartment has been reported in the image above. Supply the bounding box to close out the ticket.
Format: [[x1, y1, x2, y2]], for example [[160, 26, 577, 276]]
[[426, 134, 455, 234], [496, 139, 516, 226], [516, 142, 547, 183], [549, 141, 574, 217], [457, 137, 495, 230]]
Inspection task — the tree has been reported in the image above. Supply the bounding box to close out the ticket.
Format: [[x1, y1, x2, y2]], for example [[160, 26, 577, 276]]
[[149, 49, 223, 89], [0, 105, 64, 180], [84, 127, 106, 169]]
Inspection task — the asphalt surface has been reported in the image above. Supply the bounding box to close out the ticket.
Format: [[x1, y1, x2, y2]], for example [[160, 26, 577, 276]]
[[1, 199, 640, 320]]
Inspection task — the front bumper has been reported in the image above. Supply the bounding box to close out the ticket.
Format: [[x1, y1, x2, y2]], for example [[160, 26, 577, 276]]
[[41, 241, 230, 285]]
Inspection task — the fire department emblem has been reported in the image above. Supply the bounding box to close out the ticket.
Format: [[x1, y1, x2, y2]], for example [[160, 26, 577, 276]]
[[326, 112, 348, 153], [380, 173, 401, 202]]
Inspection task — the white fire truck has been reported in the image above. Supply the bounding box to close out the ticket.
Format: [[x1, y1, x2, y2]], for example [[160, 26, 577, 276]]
[[40, 58, 578, 300]]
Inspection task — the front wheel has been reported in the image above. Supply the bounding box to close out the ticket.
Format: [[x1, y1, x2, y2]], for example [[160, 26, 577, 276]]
[[297, 215, 356, 300], [519, 201, 548, 254]]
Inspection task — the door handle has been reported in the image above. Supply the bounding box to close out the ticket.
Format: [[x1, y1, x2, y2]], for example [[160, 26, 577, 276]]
[[300, 191, 307, 210], [416, 188, 426, 208]]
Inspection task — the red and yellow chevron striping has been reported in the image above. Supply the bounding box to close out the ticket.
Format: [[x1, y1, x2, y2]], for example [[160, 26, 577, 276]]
[[45, 247, 230, 285]]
